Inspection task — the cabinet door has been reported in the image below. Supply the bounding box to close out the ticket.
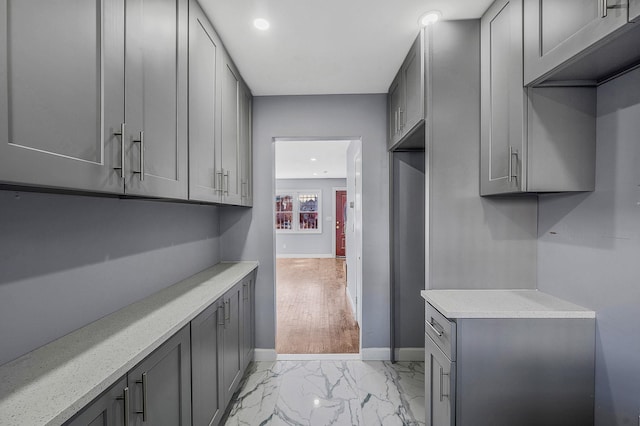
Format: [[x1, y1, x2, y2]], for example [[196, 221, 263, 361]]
[[401, 34, 424, 137], [188, 0, 222, 203], [0, 0, 125, 194], [480, 0, 525, 195], [191, 302, 224, 426], [128, 325, 191, 426], [124, 0, 188, 200], [222, 284, 242, 404], [425, 338, 454, 426], [239, 83, 253, 206], [220, 57, 242, 205], [631, 0, 640, 21], [64, 377, 127, 426], [387, 73, 402, 149], [240, 276, 255, 370], [523, 0, 628, 84]]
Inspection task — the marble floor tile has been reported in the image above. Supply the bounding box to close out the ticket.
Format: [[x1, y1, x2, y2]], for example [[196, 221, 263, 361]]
[[223, 360, 425, 426]]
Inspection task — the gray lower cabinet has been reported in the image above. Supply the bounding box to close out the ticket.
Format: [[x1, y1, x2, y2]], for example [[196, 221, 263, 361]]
[[523, 0, 628, 85], [240, 274, 255, 371], [191, 301, 224, 426], [127, 325, 191, 426], [425, 304, 595, 426], [191, 276, 256, 426], [481, 0, 596, 195], [65, 378, 128, 426], [65, 325, 191, 426], [221, 283, 243, 405], [0, 0, 125, 194], [632, 0, 640, 20]]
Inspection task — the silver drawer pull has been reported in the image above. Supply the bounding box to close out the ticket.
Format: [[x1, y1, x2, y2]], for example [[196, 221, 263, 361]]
[[116, 386, 129, 425], [439, 367, 450, 401], [426, 319, 444, 337]]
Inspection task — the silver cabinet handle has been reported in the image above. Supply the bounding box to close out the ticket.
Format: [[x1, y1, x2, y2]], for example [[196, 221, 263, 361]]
[[439, 367, 450, 401], [225, 299, 230, 323], [399, 108, 404, 130], [508, 146, 519, 184], [132, 131, 144, 181], [113, 123, 125, 178], [394, 110, 398, 135], [243, 283, 249, 300], [216, 170, 223, 193], [426, 319, 443, 337], [135, 372, 147, 421], [223, 170, 230, 195], [217, 305, 225, 326], [116, 386, 129, 425]]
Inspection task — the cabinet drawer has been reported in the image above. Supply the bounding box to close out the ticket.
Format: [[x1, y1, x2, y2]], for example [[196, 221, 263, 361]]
[[425, 304, 456, 361]]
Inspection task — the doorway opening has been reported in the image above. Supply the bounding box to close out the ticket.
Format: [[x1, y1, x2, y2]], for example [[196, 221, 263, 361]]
[[274, 138, 362, 356]]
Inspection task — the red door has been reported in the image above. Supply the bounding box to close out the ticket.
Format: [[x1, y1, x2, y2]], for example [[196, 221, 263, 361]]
[[335, 190, 347, 257]]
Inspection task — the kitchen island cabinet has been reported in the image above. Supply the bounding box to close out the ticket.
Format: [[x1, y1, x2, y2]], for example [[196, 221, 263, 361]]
[[422, 290, 596, 426]]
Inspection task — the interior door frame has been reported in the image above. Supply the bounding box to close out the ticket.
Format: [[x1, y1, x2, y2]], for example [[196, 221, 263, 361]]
[[332, 187, 348, 258]]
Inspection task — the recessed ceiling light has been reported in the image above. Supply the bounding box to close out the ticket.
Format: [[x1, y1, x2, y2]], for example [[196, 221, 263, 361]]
[[253, 18, 270, 30], [313, 172, 318, 176], [419, 10, 441, 27], [310, 158, 317, 162]]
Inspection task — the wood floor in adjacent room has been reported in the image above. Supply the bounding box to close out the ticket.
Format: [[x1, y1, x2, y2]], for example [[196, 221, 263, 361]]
[[276, 258, 360, 354]]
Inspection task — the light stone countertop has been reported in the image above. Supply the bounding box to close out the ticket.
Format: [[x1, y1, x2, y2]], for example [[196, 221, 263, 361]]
[[421, 289, 595, 319], [0, 261, 259, 426]]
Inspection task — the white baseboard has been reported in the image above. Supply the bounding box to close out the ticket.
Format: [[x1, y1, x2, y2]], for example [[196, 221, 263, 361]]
[[361, 347, 391, 361], [276, 253, 334, 259], [253, 349, 278, 361], [394, 347, 425, 362], [276, 353, 361, 361]]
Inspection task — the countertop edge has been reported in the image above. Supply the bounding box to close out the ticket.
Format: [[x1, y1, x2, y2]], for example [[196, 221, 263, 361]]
[[0, 261, 259, 426], [421, 289, 596, 319]]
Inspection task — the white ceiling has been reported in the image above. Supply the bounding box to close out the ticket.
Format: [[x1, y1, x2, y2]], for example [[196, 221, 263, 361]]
[[199, 0, 493, 96], [275, 140, 351, 180]]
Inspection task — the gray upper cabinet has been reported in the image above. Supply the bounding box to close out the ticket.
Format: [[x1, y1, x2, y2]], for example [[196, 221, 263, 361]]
[[221, 56, 243, 205], [0, 0, 188, 200], [481, 0, 597, 195], [523, 0, 628, 85], [631, 0, 640, 20], [387, 74, 403, 149], [128, 325, 191, 426], [124, 0, 188, 200], [64, 377, 127, 426], [191, 301, 224, 426], [0, 0, 125, 194], [388, 33, 424, 151], [480, 0, 525, 195], [189, 0, 222, 203], [239, 82, 253, 207]]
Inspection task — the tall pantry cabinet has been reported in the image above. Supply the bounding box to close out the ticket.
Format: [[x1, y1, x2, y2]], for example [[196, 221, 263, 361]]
[[0, 0, 189, 199]]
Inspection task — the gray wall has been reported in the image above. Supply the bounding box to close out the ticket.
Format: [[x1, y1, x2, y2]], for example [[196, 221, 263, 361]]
[[537, 68, 640, 426], [219, 94, 389, 350], [275, 178, 346, 256], [427, 20, 537, 290], [0, 190, 220, 365], [393, 152, 425, 348]]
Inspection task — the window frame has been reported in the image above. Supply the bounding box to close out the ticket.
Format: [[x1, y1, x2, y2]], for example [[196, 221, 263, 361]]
[[275, 189, 322, 234]]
